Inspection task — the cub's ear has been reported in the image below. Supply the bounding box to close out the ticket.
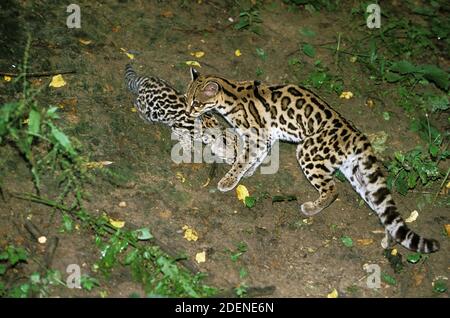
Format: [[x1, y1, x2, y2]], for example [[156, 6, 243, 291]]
[[202, 81, 219, 97], [190, 67, 200, 81]]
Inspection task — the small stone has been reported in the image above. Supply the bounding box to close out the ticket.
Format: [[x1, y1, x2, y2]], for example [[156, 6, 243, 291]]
[[118, 201, 127, 208]]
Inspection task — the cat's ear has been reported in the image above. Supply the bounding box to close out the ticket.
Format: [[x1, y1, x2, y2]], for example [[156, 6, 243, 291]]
[[190, 67, 200, 81], [202, 81, 219, 97]]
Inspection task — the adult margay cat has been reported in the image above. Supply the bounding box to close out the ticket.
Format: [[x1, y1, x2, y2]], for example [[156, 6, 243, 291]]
[[185, 68, 440, 253]]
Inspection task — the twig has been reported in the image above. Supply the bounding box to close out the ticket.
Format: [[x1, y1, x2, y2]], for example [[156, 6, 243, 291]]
[[0, 70, 76, 78], [24, 220, 44, 242], [44, 237, 59, 269]]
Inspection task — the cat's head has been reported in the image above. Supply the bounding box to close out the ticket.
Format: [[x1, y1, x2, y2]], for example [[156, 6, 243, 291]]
[[185, 68, 221, 117]]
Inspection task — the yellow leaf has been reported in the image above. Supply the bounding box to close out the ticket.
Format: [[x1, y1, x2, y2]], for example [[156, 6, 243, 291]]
[[339, 91, 353, 99], [49, 74, 66, 88], [446, 181, 450, 189], [186, 61, 201, 67], [195, 251, 206, 263], [182, 225, 198, 242], [405, 210, 419, 223], [327, 289, 338, 298], [109, 218, 125, 229], [444, 224, 450, 236], [4, 75, 12, 82], [391, 248, 398, 256], [235, 49, 242, 57], [79, 39, 92, 45], [126, 52, 134, 60], [131, 107, 137, 113], [176, 172, 186, 183], [236, 185, 249, 204], [357, 238, 374, 246], [190, 51, 205, 58]]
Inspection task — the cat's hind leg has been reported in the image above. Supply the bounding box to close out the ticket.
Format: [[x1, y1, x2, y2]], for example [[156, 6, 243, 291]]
[[296, 137, 339, 216]]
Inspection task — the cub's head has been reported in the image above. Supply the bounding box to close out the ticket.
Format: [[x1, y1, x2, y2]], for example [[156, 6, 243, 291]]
[[186, 68, 221, 117]]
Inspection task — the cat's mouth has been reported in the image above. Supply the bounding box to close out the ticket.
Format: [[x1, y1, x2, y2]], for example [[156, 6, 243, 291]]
[[186, 101, 203, 117]]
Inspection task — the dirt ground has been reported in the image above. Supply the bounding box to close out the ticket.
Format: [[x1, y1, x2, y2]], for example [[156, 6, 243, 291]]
[[0, 0, 448, 297]]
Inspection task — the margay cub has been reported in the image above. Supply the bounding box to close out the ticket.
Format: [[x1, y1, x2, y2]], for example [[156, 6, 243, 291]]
[[124, 64, 237, 163], [185, 68, 439, 253]]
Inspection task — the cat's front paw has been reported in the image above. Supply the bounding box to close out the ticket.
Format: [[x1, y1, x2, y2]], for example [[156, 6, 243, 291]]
[[218, 175, 239, 192]]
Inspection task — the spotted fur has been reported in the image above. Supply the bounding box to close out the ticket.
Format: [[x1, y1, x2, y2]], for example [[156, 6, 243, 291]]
[[124, 64, 237, 163], [185, 68, 440, 253]]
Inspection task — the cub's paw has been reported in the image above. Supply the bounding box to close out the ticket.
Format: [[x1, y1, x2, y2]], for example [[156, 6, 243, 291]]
[[218, 175, 239, 192], [300, 201, 323, 216]]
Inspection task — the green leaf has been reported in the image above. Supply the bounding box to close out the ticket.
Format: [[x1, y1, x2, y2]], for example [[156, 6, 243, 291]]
[[124, 249, 139, 265], [341, 236, 353, 247], [418, 65, 449, 91], [429, 144, 439, 157], [407, 172, 417, 189], [62, 213, 73, 232], [395, 171, 409, 195], [302, 43, 315, 58], [135, 228, 153, 240], [80, 276, 100, 291], [382, 273, 397, 286], [239, 267, 248, 279], [244, 196, 256, 208], [46, 106, 60, 119], [49, 123, 75, 155], [433, 279, 448, 293], [300, 27, 316, 37], [0, 264, 6, 275], [406, 253, 421, 264], [28, 109, 40, 137], [310, 72, 327, 88], [390, 60, 417, 74], [255, 48, 267, 61], [385, 72, 403, 83]]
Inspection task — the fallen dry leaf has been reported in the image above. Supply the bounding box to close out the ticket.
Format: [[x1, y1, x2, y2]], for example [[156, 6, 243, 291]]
[[405, 210, 419, 223], [339, 91, 353, 99], [444, 224, 450, 236], [186, 61, 201, 67], [327, 289, 338, 298], [236, 185, 249, 204], [161, 11, 174, 18], [78, 39, 92, 45], [182, 225, 198, 242], [118, 201, 127, 208], [109, 218, 125, 229], [190, 51, 205, 58], [357, 238, 374, 246], [49, 74, 66, 88], [195, 251, 206, 264], [176, 172, 186, 183], [413, 272, 425, 287]]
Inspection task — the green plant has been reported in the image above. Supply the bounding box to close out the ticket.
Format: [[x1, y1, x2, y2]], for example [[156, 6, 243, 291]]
[[0, 40, 217, 298], [234, 7, 262, 34]]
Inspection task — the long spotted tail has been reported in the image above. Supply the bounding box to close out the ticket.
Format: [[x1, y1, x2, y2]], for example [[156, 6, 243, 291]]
[[342, 144, 440, 253], [125, 64, 147, 94]]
